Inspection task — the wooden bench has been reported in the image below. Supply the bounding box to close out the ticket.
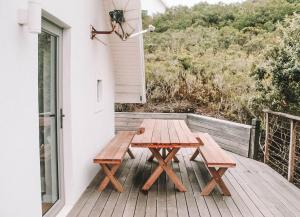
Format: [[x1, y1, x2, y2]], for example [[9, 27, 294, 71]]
[[190, 132, 236, 196], [93, 131, 135, 192]]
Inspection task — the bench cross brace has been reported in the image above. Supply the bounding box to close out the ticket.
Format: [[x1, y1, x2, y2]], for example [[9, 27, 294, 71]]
[[98, 163, 124, 192], [201, 167, 231, 196]]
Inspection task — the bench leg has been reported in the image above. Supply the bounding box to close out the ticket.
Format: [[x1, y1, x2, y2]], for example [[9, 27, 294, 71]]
[[201, 167, 231, 196], [190, 149, 200, 161], [98, 164, 124, 192], [127, 148, 135, 159]]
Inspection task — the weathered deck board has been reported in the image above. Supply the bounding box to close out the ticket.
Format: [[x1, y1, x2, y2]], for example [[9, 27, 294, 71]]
[[68, 148, 300, 217]]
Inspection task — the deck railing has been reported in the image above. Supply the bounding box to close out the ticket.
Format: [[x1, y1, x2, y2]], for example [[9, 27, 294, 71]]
[[263, 109, 300, 186]]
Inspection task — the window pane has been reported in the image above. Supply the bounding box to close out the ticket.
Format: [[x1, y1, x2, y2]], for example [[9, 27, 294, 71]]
[[38, 31, 59, 215]]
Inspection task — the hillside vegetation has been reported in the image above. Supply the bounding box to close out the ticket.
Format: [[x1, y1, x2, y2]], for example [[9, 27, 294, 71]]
[[116, 0, 300, 123]]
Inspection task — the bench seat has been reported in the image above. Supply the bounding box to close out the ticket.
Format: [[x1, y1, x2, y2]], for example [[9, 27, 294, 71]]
[[94, 131, 135, 192], [190, 132, 236, 196]]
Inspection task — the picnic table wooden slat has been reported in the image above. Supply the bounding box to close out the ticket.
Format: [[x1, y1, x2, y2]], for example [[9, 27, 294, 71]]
[[152, 119, 162, 144], [173, 120, 190, 145], [167, 120, 180, 144], [131, 119, 199, 147], [131, 119, 155, 144], [178, 120, 198, 144], [161, 120, 170, 144]]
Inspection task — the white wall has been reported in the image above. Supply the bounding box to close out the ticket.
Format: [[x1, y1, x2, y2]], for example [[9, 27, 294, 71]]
[[0, 0, 115, 216], [141, 0, 166, 15], [104, 0, 146, 103]]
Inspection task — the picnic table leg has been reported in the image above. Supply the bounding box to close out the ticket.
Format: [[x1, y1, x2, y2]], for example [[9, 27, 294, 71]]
[[147, 148, 161, 162], [200, 167, 230, 196], [99, 164, 124, 192], [127, 148, 135, 159], [190, 149, 200, 161], [162, 148, 167, 158], [142, 148, 186, 192], [167, 148, 179, 162]]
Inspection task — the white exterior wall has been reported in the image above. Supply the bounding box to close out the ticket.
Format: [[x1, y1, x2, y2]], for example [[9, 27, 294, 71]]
[[0, 0, 116, 216], [141, 0, 167, 15], [104, 0, 146, 103]]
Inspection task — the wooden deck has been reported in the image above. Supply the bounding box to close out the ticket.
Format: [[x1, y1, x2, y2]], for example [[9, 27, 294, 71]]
[[68, 148, 300, 217]]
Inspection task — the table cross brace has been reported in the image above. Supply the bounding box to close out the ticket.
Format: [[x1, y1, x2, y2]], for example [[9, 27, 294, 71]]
[[147, 148, 180, 162], [142, 148, 187, 192]]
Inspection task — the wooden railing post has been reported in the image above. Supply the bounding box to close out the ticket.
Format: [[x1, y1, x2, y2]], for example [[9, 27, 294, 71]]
[[288, 120, 297, 182], [264, 112, 269, 163], [249, 118, 261, 160]]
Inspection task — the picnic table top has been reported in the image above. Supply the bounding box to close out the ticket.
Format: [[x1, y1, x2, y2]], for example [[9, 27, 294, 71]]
[[131, 119, 200, 148]]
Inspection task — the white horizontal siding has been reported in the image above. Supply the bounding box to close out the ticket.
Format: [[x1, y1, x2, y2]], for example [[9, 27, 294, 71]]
[[104, 0, 146, 103]]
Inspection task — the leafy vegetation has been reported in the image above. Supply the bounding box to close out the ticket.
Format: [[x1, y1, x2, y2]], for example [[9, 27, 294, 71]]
[[116, 0, 300, 123]]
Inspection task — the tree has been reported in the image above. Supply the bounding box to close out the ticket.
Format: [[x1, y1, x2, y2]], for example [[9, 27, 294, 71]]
[[252, 14, 300, 115]]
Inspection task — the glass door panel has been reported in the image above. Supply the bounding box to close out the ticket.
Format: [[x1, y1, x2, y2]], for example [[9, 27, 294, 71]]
[[38, 27, 60, 215]]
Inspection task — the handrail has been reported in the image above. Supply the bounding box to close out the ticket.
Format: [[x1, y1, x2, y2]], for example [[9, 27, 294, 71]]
[[263, 109, 300, 122]]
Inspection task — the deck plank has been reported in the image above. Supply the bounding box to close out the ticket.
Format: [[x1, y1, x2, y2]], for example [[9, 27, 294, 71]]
[[145, 157, 158, 217], [228, 169, 274, 217], [173, 156, 189, 217], [182, 149, 210, 217], [88, 157, 135, 217], [68, 148, 300, 217], [177, 153, 201, 217], [67, 171, 104, 217], [157, 164, 167, 217], [231, 155, 288, 217], [120, 152, 148, 217], [233, 154, 299, 217], [77, 160, 127, 217], [133, 153, 153, 217], [166, 161, 178, 217], [224, 172, 262, 217], [99, 151, 144, 217]]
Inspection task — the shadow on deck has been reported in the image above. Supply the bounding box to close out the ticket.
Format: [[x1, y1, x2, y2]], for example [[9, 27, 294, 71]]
[[68, 148, 300, 217]]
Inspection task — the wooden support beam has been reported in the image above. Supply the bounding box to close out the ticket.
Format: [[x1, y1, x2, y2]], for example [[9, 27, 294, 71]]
[[127, 148, 135, 159], [190, 149, 200, 161], [288, 120, 297, 182], [99, 164, 124, 192], [264, 112, 269, 163], [249, 118, 261, 160], [201, 168, 230, 196], [142, 148, 186, 192]]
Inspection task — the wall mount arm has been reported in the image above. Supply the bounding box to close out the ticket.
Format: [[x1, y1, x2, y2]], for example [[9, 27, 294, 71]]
[[90, 25, 116, 40]]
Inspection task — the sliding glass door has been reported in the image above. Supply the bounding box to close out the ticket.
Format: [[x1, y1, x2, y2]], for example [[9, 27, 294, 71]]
[[38, 19, 64, 216]]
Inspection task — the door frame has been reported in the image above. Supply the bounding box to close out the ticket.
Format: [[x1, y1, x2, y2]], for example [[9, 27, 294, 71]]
[[40, 18, 65, 217]]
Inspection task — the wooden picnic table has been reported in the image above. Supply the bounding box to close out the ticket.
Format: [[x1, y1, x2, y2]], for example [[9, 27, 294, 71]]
[[131, 119, 200, 192]]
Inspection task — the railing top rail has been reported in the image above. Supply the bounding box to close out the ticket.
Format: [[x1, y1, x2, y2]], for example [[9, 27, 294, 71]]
[[263, 109, 300, 122]]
